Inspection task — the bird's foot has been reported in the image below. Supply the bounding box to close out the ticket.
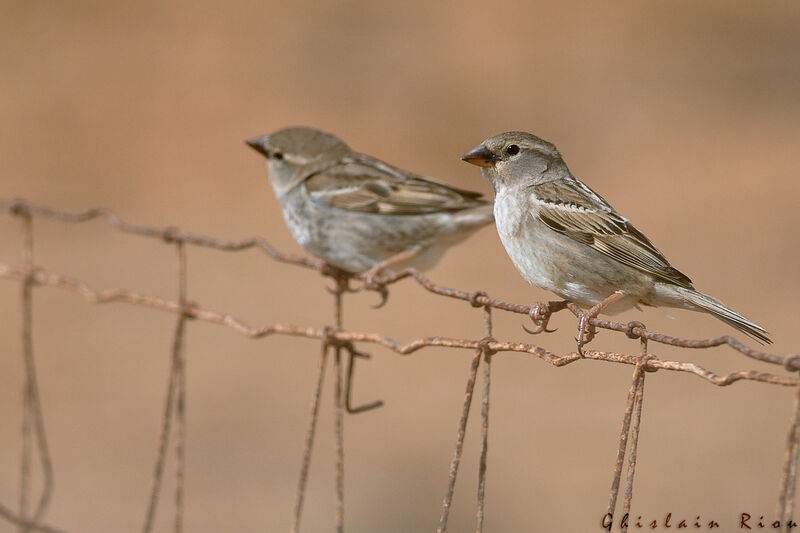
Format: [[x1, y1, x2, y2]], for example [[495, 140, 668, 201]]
[[362, 266, 390, 309], [571, 292, 625, 355], [523, 301, 559, 334], [575, 309, 598, 355], [323, 265, 358, 295], [360, 246, 424, 309]]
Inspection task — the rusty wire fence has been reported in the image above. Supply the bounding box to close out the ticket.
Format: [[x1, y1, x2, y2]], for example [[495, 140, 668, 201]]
[[1, 198, 799, 533]]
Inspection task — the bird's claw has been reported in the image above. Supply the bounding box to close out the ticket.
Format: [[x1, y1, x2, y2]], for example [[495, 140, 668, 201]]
[[323, 265, 358, 295], [325, 280, 358, 295], [570, 292, 625, 355], [575, 310, 598, 355], [369, 284, 389, 309], [523, 302, 558, 335], [363, 271, 390, 309]]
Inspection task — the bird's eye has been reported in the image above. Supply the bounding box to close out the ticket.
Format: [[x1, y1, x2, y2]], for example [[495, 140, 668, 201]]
[[273, 151, 284, 160], [505, 144, 520, 156]]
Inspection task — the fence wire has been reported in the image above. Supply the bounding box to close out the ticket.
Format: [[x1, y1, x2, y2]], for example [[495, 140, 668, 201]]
[[1, 198, 799, 533]]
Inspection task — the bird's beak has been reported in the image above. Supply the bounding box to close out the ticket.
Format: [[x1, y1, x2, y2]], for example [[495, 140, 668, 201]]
[[245, 135, 270, 157], [461, 144, 497, 168]]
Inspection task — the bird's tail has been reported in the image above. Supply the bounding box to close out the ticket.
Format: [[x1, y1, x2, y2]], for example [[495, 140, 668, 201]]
[[675, 287, 772, 344]]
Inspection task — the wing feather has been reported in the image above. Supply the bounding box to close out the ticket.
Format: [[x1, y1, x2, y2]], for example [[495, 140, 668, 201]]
[[533, 180, 693, 288], [303, 154, 488, 215]]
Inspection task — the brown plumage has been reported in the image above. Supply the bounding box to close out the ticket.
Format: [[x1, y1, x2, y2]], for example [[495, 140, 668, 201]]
[[246, 126, 494, 274], [463, 130, 771, 345]]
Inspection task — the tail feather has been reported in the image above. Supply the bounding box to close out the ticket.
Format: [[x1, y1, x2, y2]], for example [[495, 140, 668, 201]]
[[676, 287, 772, 344]]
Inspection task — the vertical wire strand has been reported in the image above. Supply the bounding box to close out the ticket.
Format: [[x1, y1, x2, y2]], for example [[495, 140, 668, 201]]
[[777, 380, 800, 532], [18, 211, 54, 533], [140, 322, 180, 533], [333, 275, 346, 533], [173, 243, 188, 533], [0, 501, 69, 533], [141, 242, 187, 533], [606, 361, 648, 524], [620, 368, 647, 533], [289, 342, 329, 533], [334, 346, 344, 533], [437, 348, 483, 533], [475, 307, 492, 533], [18, 212, 33, 533]]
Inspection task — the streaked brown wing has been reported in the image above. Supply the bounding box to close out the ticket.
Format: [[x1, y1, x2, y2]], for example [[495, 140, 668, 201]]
[[304, 154, 488, 215], [531, 180, 693, 288]]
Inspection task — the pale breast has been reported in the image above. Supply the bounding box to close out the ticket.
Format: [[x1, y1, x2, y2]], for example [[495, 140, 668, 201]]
[[493, 188, 654, 307], [493, 190, 558, 289], [279, 190, 316, 248]]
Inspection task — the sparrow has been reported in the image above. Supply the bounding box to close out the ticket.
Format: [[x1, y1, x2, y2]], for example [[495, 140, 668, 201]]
[[461, 131, 771, 347], [245, 126, 494, 294]]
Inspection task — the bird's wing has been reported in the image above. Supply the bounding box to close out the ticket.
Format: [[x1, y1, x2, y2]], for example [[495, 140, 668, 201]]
[[302, 153, 488, 215], [530, 179, 693, 288]]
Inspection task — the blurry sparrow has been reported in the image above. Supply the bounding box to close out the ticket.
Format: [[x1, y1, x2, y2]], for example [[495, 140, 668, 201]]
[[246, 126, 493, 286], [462, 131, 770, 346]]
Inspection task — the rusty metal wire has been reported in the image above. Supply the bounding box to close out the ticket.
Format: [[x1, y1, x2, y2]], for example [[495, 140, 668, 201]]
[[622, 358, 650, 524], [605, 354, 653, 533], [173, 243, 188, 533], [290, 341, 329, 533], [437, 347, 484, 533], [140, 242, 189, 533], [475, 307, 492, 533], [15, 210, 54, 533], [332, 278, 346, 533], [1, 263, 794, 388], [0, 502, 69, 533], [1, 198, 800, 533], [777, 377, 800, 532]]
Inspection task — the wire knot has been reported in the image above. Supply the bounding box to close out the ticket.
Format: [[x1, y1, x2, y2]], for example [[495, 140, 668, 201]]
[[785, 355, 800, 373], [469, 290, 488, 308], [22, 266, 40, 286], [637, 353, 658, 373], [161, 226, 182, 244], [625, 321, 647, 340], [8, 199, 30, 217], [179, 299, 199, 320], [321, 326, 337, 346], [477, 336, 496, 355]]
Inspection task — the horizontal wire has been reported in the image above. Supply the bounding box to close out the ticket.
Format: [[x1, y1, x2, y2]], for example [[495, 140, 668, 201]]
[[0, 263, 795, 387]]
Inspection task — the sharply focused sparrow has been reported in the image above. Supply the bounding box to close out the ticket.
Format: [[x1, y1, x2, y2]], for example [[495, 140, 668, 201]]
[[246, 126, 493, 282], [462, 131, 770, 346]]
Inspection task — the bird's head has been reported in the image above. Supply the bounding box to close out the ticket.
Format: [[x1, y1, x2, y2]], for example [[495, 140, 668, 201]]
[[245, 126, 350, 189], [461, 131, 563, 190]]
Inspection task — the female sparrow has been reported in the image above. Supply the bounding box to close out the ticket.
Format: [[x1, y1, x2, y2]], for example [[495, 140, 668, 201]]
[[462, 131, 770, 347], [246, 126, 494, 294]]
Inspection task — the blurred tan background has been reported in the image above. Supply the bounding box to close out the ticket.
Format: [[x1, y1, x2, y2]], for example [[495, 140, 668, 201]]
[[1, 1, 799, 531]]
